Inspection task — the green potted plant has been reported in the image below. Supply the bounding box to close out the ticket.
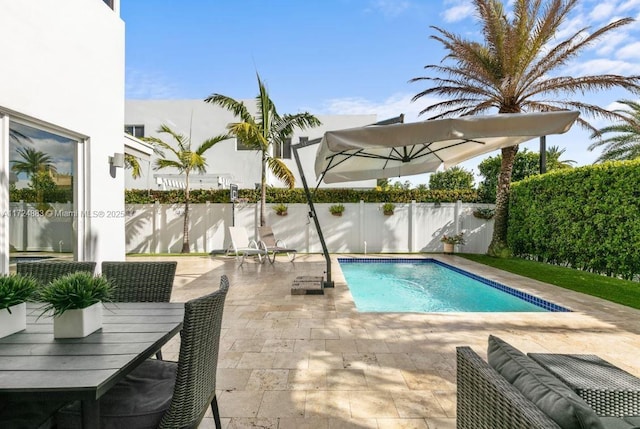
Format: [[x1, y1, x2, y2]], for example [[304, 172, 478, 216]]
[[473, 207, 495, 220], [273, 203, 288, 216], [0, 274, 39, 339], [329, 203, 345, 216], [382, 202, 396, 216], [38, 272, 112, 338], [440, 232, 465, 254]]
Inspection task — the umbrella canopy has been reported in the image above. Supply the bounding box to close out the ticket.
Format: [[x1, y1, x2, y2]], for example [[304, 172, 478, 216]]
[[315, 111, 580, 183]]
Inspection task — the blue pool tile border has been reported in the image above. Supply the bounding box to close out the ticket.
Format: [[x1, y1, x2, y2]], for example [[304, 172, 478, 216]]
[[337, 257, 571, 312]]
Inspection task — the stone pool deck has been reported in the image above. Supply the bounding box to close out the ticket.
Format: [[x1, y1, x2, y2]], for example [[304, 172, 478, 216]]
[[143, 253, 640, 429]]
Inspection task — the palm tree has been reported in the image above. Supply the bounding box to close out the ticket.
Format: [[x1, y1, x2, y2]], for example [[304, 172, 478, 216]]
[[143, 124, 228, 253], [11, 147, 57, 176], [411, 0, 640, 257], [589, 100, 640, 162], [205, 73, 321, 226], [546, 145, 576, 170], [124, 154, 142, 179]]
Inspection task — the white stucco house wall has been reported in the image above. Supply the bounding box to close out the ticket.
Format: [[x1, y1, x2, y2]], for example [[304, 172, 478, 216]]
[[0, 0, 130, 272], [124, 99, 379, 191]]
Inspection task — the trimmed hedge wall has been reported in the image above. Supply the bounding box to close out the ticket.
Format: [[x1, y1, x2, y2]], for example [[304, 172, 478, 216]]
[[508, 160, 640, 280], [124, 188, 479, 204]]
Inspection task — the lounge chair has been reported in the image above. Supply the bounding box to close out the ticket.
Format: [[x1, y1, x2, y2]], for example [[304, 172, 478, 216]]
[[226, 226, 267, 265], [258, 226, 297, 263]]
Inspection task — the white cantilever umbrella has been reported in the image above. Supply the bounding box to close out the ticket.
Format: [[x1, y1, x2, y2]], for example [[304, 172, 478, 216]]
[[315, 111, 580, 183]]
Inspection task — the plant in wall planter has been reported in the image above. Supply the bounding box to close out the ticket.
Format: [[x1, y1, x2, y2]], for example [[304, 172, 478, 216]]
[[382, 202, 396, 216], [0, 274, 39, 339], [440, 232, 465, 254], [329, 203, 345, 216], [273, 203, 288, 216], [38, 272, 112, 339], [473, 207, 495, 220]]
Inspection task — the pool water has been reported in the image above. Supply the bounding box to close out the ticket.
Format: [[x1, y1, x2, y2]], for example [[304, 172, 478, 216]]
[[339, 258, 569, 313]]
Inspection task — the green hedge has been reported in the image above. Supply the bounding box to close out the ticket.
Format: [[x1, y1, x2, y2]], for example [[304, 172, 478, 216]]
[[124, 188, 479, 204], [508, 160, 640, 279]]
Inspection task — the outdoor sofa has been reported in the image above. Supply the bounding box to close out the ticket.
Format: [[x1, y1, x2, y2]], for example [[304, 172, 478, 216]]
[[456, 335, 640, 428]]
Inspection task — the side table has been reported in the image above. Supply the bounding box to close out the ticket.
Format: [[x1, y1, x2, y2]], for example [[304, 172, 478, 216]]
[[528, 353, 640, 417]]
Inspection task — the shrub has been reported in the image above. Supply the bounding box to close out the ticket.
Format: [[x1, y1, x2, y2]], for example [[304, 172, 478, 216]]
[[38, 272, 112, 317], [0, 274, 39, 312], [329, 204, 345, 216], [508, 160, 640, 279]]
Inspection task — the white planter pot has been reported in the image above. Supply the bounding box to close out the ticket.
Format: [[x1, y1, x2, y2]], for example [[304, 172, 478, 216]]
[[0, 303, 27, 339], [53, 302, 103, 338], [443, 243, 454, 254]]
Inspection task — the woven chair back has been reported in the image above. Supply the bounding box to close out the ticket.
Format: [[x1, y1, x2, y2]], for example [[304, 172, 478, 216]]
[[159, 275, 229, 428], [102, 261, 177, 302], [16, 261, 97, 286]]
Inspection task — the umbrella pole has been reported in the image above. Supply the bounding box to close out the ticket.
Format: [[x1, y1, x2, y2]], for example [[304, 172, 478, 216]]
[[292, 143, 334, 288]]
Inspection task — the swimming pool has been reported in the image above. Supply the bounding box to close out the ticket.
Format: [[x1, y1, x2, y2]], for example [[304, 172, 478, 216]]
[[338, 258, 570, 313]]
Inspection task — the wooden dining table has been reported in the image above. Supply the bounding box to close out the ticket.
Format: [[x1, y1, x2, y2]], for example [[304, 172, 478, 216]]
[[0, 302, 184, 428]]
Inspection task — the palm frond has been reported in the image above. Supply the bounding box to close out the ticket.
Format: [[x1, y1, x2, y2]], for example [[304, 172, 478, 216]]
[[266, 156, 295, 188], [204, 94, 253, 123]]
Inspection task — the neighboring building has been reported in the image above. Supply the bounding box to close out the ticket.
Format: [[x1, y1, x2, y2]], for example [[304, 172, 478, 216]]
[[125, 99, 378, 190], [0, 0, 149, 271]]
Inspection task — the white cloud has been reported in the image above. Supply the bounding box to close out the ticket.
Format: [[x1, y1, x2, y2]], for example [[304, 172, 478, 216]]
[[619, 0, 640, 13], [442, 3, 475, 23], [589, 2, 617, 21], [125, 69, 180, 99], [617, 41, 640, 59], [563, 58, 640, 75], [554, 15, 586, 41], [366, 0, 411, 17], [594, 32, 628, 56], [317, 92, 443, 123]]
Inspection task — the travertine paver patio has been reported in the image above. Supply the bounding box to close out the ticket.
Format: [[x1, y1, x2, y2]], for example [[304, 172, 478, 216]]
[[140, 253, 640, 429]]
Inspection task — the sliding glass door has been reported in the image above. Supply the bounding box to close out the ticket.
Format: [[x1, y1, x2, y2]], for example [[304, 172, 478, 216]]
[[6, 119, 83, 267]]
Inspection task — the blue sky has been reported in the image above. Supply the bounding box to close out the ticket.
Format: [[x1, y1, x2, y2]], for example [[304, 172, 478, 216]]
[[122, 0, 640, 186]]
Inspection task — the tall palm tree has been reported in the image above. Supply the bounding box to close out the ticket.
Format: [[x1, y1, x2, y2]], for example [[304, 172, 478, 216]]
[[205, 73, 321, 226], [546, 145, 576, 169], [411, 0, 640, 257], [589, 100, 640, 162], [11, 147, 57, 176], [143, 124, 228, 253]]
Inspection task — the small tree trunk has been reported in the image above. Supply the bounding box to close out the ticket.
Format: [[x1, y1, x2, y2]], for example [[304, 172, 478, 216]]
[[487, 145, 518, 257], [181, 175, 191, 254]]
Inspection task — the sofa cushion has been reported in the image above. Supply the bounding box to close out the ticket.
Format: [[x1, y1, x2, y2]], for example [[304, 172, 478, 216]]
[[488, 335, 604, 429]]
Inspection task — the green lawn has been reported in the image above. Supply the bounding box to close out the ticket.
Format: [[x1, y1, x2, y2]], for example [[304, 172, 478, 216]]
[[458, 254, 640, 310]]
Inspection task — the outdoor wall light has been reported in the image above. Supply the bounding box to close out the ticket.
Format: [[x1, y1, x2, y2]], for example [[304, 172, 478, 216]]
[[109, 152, 125, 168]]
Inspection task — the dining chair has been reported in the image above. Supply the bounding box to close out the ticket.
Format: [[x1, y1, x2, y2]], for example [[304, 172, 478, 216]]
[[56, 275, 230, 429], [16, 261, 97, 286], [101, 261, 177, 303], [101, 261, 177, 359]]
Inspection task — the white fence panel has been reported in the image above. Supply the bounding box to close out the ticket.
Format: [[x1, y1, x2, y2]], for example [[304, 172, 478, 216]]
[[122, 201, 495, 254]]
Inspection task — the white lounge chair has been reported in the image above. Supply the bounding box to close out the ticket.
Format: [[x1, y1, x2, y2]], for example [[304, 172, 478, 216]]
[[258, 226, 297, 263], [227, 226, 267, 265]]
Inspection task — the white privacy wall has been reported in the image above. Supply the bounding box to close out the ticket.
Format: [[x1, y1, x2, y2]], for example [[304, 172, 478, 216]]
[[120, 202, 495, 254]]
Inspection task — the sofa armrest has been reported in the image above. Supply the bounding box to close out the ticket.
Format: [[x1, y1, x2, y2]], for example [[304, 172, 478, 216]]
[[457, 346, 563, 429]]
